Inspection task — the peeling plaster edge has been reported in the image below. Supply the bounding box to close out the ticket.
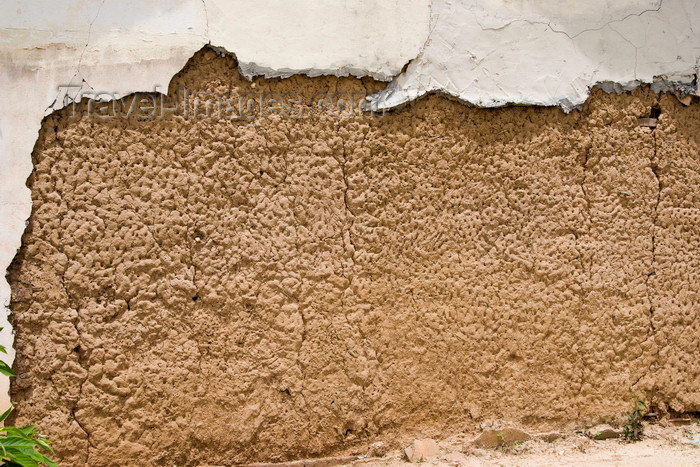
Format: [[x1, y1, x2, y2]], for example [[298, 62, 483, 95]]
[[207, 46, 398, 83], [41, 43, 411, 119], [596, 74, 698, 97], [238, 62, 397, 82], [365, 73, 699, 113]]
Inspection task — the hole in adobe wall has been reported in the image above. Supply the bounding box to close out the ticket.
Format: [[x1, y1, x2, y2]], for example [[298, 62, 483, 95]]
[[638, 105, 661, 129]]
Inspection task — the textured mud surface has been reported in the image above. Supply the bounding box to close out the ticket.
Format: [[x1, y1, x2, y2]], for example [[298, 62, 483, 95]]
[[8, 49, 700, 466]]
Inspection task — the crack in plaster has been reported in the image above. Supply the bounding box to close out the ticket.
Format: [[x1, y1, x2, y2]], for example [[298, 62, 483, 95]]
[[547, 1, 664, 40], [366, 0, 698, 112], [76, 0, 107, 77], [201, 0, 210, 44], [608, 25, 640, 81]]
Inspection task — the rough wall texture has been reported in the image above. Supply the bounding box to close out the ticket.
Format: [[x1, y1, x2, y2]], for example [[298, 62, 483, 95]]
[[7, 49, 700, 466]]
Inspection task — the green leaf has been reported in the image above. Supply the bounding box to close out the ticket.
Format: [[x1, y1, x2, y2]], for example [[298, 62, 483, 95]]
[[28, 439, 50, 453], [16, 427, 37, 437], [0, 436, 40, 449], [0, 362, 14, 378], [29, 438, 51, 453], [0, 406, 12, 423], [2, 446, 38, 467], [23, 447, 57, 467], [0, 345, 7, 355], [0, 427, 33, 438], [0, 441, 56, 467], [0, 426, 35, 436], [0, 428, 41, 446]]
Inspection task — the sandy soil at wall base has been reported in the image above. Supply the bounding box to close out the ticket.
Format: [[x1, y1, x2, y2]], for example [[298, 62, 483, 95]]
[[242, 423, 700, 467]]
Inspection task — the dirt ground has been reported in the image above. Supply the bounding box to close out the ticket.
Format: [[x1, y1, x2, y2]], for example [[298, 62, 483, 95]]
[[242, 423, 700, 467], [361, 424, 700, 467]]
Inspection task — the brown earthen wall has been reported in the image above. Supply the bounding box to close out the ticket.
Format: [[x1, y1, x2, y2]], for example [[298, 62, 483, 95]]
[[7, 49, 700, 465]]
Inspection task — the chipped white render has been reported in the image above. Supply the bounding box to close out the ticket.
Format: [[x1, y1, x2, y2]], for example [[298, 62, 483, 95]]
[[368, 0, 699, 111]]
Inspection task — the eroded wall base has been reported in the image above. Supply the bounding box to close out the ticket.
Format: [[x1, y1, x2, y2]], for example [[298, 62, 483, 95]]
[[8, 50, 700, 465]]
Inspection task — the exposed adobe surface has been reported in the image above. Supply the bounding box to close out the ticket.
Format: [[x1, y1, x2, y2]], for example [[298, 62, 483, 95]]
[[7, 49, 699, 465]]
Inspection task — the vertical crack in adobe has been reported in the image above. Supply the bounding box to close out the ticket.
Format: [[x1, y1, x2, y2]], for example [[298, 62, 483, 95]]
[[647, 130, 660, 334], [579, 143, 593, 280], [281, 125, 307, 384], [335, 127, 374, 392], [632, 106, 663, 395], [189, 222, 199, 294], [339, 137, 357, 269], [574, 142, 593, 407], [187, 220, 206, 376], [642, 119, 662, 396], [61, 281, 93, 464], [338, 135, 357, 326], [56, 196, 93, 464]]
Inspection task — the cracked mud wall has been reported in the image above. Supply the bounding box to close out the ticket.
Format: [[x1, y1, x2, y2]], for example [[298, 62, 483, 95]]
[[645, 96, 700, 409], [7, 49, 700, 465], [2, 0, 699, 414]]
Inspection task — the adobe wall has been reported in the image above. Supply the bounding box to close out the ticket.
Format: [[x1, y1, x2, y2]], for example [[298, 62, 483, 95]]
[[8, 49, 700, 465]]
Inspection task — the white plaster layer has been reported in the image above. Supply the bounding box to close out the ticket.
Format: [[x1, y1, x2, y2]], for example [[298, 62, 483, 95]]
[[206, 0, 432, 80], [368, 0, 699, 111]]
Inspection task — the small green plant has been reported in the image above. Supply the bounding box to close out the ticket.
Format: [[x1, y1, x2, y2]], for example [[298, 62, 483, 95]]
[[621, 399, 647, 442], [0, 328, 56, 467]]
